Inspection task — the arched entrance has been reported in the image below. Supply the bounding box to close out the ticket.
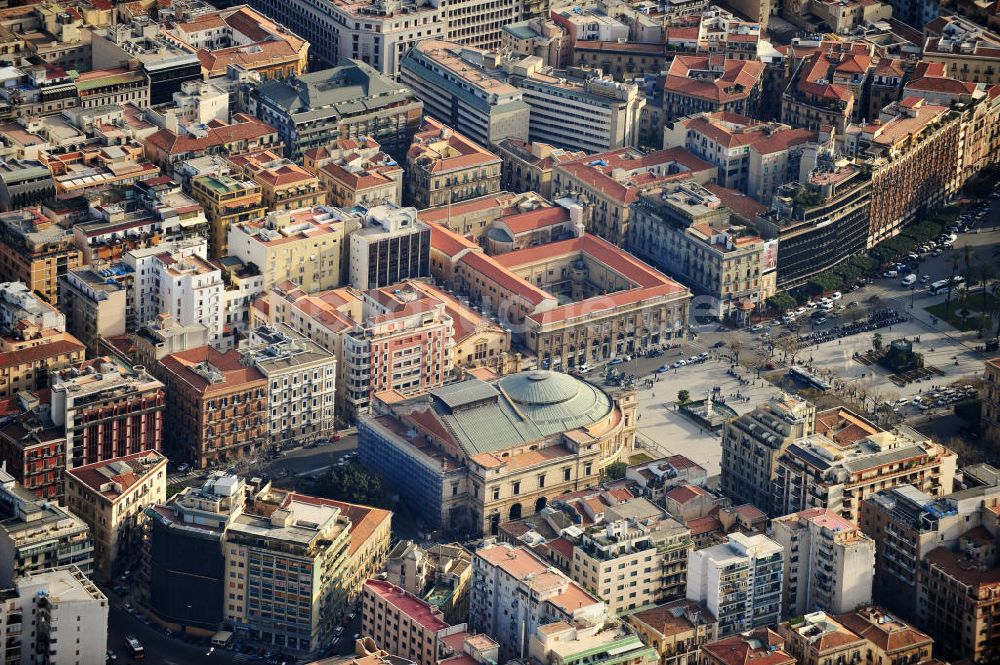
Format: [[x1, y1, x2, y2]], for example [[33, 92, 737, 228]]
[[508, 503, 522, 521], [535, 497, 547, 513]]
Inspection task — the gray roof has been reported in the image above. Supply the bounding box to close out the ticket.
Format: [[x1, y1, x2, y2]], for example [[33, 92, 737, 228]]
[[841, 444, 927, 473], [421, 370, 614, 457], [256, 61, 417, 122]]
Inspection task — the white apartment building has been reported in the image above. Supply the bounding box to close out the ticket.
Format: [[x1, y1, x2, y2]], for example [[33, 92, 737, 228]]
[[469, 541, 607, 662], [771, 508, 875, 618], [240, 324, 337, 444], [145, 80, 230, 130], [687, 533, 784, 637], [152, 253, 225, 349], [5, 566, 108, 665], [123, 237, 209, 329]]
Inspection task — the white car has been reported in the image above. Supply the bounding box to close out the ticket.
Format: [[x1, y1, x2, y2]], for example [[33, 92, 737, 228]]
[[750, 324, 764, 332], [830, 292, 842, 300]]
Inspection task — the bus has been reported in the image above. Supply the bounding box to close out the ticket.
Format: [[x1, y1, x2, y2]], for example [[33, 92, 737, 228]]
[[928, 280, 949, 295], [125, 635, 144, 660]]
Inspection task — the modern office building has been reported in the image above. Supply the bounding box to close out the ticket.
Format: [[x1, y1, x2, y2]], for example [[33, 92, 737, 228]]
[[64, 451, 168, 581], [686, 533, 784, 636], [348, 205, 430, 290], [249, 62, 424, 160], [400, 41, 531, 148], [771, 508, 875, 617]]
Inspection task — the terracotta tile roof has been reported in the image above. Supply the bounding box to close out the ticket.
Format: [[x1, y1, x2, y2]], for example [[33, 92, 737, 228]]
[[145, 114, 277, 157], [704, 183, 768, 221], [159, 345, 266, 396], [686, 515, 722, 535], [66, 451, 166, 502], [546, 536, 574, 560], [702, 629, 793, 665], [408, 117, 500, 174], [500, 207, 570, 235], [835, 609, 932, 654], [665, 483, 709, 504], [428, 221, 480, 258], [0, 337, 85, 369], [923, 544, 1000, 586], [630, 599, 717, 637], [665, 56, 764, 103], [459, 250, 554, 306]]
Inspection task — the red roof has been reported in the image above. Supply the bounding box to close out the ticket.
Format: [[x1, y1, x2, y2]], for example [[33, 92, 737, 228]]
[[665, 56, 764, 103]]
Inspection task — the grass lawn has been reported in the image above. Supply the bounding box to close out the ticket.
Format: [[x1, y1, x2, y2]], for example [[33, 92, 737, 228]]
[[629, 452, 655, 465], [926, 291, 997, 332]]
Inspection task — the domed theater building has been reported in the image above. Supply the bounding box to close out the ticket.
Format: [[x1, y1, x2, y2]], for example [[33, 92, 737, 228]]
[[359, 369, 637, 536]]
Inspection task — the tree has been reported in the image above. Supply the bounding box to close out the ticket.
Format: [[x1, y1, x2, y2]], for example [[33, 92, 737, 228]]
[[725, 334, 745, 363], [604, 462, 628, 480], [312, 461, 390, 508], [766, 293, 797, 313], [946, 251, 961, 318], [677, 390, 690, 404], [872, 333, 883, 353]]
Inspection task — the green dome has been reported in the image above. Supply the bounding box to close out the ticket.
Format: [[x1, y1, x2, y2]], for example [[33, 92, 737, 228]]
[[495, 370, 613, 433]]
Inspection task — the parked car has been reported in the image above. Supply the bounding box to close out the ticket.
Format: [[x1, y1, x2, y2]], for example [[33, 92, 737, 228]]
[[712, 341, 726, 348]]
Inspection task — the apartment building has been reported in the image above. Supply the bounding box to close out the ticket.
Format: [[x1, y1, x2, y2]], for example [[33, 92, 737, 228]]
[[778, 613, 866, 665], [569, 498, 692, 614], [190, 173, 267, 258], [781, 42, 873, 134], [228, 206, 359, 292], [64, 450, 167, 581], [847, 98, 962, 247], [406, 118, 502, 209], [165, 6, 309, 81], [686, 533, 784, 636], [150, 251, 226, 348], [755, 154, 872, 289], [383, 540, 473, 624], [469, 542, 606, 661], [400, 41, 531, 147], [518, 71, 646, 154], [143, 113, 282, 173], [342, 282, 453, 417], [158, 346, 268, 468], [551, 147, 716, 246], [701, 629, 794, 665], [58, 264, 131, 357], [239, 324, 336, 445], [773, 427, 958, 522], [0, 398, 66, 501], [45, 141, 160, 199], [663, 112, 816, 200], [501, 18, 571, 67], [627, 600, 718, 665], [0, 468, 92, 586], [495, 139, 585, 200], [50, 360, 165, 469], [73, 66, 149, 108], [145, 80, 230, 131], [306, 137, 404, 208], [227, 149, 325, 212], [986, 358, 1000, 439], [859, 482, 1000, 619], [771, 508, 875, 617], [661, 56, 764, 125], [349, 205, 431, 290], [921, 16, 1000, 86], [720, 394, 817, 516], [362, 579, 455, 665], [0, 208, 82, 305], [3, 566, 108, 665], [0, 159, 55, 213], [122, 237, 208, 330], [630, 181, 772, 324], [529, 622, 658, 665], [918, 531, 1000, 663], [0, 279, 86, 386], [835, 607, 934, 665], [250, 62, 423, 161], [145, 473, 391, 652]]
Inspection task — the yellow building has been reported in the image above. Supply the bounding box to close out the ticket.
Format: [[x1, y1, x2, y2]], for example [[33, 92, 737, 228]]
[[227, 206, 360, 291], [191, 174, 267, 258], [0, 208, 83, 305], [228, 149, 326, 212], [627, 600, 719, 665], [406, 118, 502, 210], [64, 451, 168, 582]]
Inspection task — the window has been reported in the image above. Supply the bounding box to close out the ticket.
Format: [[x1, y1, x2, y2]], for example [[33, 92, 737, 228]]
[[537, 474, 545, 488], [563, 467, 571, 482], [512, 481, 520, 496], [585, 462, 592, 476], [492, 487, 500, 501]]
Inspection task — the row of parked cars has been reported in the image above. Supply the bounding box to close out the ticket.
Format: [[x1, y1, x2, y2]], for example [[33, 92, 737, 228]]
[[656, 352, 709, 372], [910, 384, 979, 411]]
